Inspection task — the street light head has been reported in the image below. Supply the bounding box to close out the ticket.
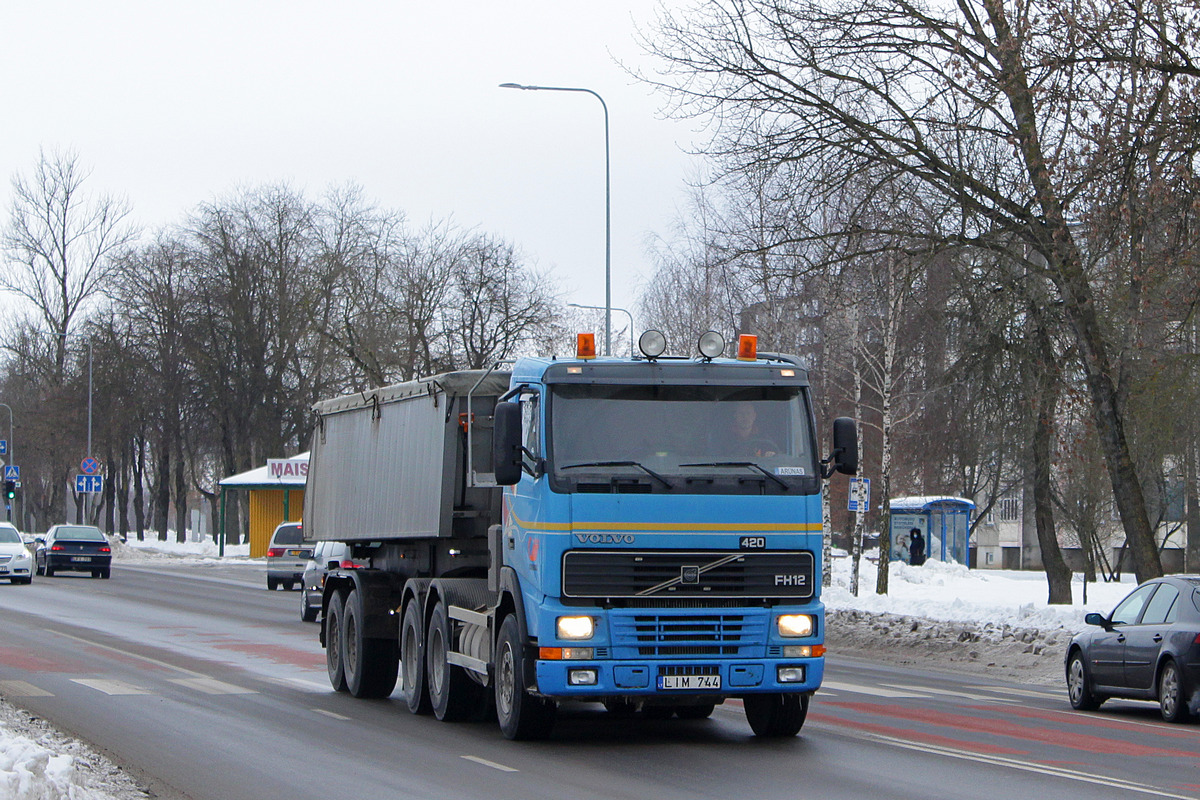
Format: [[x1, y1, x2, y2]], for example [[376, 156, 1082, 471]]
[[499, 82, 528, 90]]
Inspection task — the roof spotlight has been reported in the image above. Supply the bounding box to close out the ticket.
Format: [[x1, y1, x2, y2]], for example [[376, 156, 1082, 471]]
[[638, 330, 667, 359], [697, 331, 725, 360]]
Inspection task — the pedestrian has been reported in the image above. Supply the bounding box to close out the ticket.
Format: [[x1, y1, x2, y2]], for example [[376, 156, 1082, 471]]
[[909, 527, 926, 566]]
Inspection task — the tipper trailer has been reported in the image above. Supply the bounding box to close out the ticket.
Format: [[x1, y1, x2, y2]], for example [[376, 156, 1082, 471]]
[[304, 332, 857, 739]]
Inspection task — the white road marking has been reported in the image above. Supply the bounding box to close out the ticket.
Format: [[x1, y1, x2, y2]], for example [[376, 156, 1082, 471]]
[[0, 680, 52, 697], [821, 680, 928, 698], [48, 629, 207, 677], [266, 676, 334, 692], [312, 708, 352, 721], [461, 755, 518, 773], [168, 677, 257, 695], [863, 730, 1194, 799], [984, 685, 1062, 699], [71, 678, 152, 696], [880, 683, 1019, 703]]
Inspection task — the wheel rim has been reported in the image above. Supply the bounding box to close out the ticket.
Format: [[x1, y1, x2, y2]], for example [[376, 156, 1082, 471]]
[[345, 607, 359, 677], [1162, 664, 1180, 718], [402, 618, 419, 691], [327, 608, 341, 670], [1068, 657, 1085, 704], [429, 627, 445, 696], [497, 641, 516, 718]]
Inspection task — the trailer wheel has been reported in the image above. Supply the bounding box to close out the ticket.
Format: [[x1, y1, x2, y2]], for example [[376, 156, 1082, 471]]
[[400, 601, 432, 715], [744, 693, 808, 737], [495, 615, 556, 740], [344, 589, 399, 699], [325, 590, 348, 692], [426, 600, 486, 721]]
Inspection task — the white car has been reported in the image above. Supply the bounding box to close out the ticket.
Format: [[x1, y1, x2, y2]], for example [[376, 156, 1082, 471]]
[[0, 522, 34, 584]]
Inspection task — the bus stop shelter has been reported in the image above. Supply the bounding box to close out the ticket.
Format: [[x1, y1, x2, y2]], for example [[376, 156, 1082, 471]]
[[217, 453, 308, 557], [889, 496, 975, 566]]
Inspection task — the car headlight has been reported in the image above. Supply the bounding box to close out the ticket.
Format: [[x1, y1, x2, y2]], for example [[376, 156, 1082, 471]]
[[777, 614, 814, 637], [556, 615, 595, 640]]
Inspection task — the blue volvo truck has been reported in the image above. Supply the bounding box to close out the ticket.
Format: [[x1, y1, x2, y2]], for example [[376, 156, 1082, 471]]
[[304, 331, 856, 739]]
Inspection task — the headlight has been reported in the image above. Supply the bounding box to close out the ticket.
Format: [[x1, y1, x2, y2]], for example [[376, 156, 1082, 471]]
[[556, 615, 595, 640], [777, 614, 814, 637]]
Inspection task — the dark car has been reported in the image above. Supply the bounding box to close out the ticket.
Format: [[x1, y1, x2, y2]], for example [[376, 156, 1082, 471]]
[[300, 540, 352, 622], [35, 524, 112, 579], [1065, 575, 1200, 722]]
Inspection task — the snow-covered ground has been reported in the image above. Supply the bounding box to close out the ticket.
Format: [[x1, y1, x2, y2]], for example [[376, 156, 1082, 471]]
[[1, 537, 1142, 800]]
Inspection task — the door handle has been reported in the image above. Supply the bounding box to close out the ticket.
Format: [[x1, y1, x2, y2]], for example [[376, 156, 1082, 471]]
[[1117, 635, 1126, 643], [1153, 634, 1164, 643]]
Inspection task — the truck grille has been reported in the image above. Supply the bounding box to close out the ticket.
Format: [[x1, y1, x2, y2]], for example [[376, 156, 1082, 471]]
[[610, 612, 768, 657], [562, 550, 814, 600]]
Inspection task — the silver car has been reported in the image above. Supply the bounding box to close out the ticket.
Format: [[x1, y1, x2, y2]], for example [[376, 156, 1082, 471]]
[[266, 522, 312, 591], [0, 523, 34, 584], [300, 540, 351, 622]]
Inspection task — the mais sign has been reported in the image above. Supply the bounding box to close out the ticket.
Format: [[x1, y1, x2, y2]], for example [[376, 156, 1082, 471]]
[[267, 459, 309, 480]]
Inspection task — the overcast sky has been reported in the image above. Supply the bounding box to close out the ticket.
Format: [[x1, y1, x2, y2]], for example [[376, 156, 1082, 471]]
[[1, 1, 705, 329]]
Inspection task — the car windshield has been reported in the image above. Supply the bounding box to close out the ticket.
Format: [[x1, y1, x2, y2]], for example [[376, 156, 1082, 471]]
[[54, 526, 106, 541], [0, 527, 20, 544], [548, 383, 817, 494]]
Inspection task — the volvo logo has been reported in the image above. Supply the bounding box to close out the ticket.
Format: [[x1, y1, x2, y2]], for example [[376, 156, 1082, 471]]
[[681, 566, 700, 584], [575, 533, 635, 545]]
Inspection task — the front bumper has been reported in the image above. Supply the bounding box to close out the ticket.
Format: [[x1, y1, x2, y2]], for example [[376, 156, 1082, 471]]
[[0, 556, 32, 578], [535, 656, 824, 697]]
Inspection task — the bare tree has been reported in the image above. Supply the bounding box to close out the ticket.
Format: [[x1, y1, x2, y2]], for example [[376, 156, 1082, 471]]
[[638, 0, 1200, 582]]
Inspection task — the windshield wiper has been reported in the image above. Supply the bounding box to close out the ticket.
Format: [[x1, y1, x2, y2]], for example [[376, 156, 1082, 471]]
[[680, 461, 789, 490], [560, 461, 672, 488]]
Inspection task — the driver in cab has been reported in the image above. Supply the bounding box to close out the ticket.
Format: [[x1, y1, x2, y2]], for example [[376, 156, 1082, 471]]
[[729, 403, 778, 458]]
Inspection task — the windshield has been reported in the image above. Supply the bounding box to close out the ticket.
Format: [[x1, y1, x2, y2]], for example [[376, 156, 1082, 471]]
[[0, 527, 20, 544], [548, 383, 817, 494]]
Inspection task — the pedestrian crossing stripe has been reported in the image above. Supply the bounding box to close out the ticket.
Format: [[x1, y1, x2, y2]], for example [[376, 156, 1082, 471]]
[[71, 679, 152, 695], [0, 680, 52, 696], [167, 677, 256, 695]]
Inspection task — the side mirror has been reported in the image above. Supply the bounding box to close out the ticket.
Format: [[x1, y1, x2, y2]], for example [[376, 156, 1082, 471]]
[[1084, 612, 1109, 628], [492, 401, 523, 486], [824, 417, 858, 477]]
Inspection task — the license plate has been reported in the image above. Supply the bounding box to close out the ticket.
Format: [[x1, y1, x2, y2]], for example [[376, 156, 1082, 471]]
[[288, 549, 308, 557], [71, 556, 91, 562], [658, 674, 721, 690]]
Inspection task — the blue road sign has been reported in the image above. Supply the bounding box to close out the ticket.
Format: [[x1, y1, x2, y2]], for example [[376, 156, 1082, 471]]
[[75, 474, 103, 493], [0, 439, 6, 455], [81, 457, 99, 475], [3, 465, 18, 481]]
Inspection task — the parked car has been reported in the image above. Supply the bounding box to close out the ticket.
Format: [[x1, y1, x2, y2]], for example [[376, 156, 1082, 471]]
[[35, 524, 112, 579], [300, 540, 352, 622], [0, 522, 34, 584], [1065, 575, 1200, 722], [266, 522, 311, 591]]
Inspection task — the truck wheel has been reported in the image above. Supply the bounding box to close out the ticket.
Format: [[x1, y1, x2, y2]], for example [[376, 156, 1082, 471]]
[[343, 589, 399, 699], [426, 599, 486, 721], [325, 591, 348, 692], [495, 615, 556, 740], [744, 693, 808, 737], [400, 601, 432, 715]]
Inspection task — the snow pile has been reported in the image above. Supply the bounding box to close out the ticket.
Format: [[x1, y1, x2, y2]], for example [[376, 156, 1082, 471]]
[[0, 700, 147, 800], [108, 535, 254, 565]]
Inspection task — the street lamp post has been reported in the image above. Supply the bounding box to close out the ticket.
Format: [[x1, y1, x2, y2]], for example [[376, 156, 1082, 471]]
[[500, 82, 612, 356], [568, 303, 634, 358]]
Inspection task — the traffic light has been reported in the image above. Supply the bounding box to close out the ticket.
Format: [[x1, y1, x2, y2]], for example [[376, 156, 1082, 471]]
[[3, 480, 13, 500]]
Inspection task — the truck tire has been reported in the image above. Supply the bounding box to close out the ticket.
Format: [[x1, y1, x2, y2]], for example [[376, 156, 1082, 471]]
[[344, 589, 399, 699], [400, 601, 432, 715], [325, 590, 349, 692], [744, 692, 808, 737], [426, 599, 486, 721], [495, 614, 556, 740]]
